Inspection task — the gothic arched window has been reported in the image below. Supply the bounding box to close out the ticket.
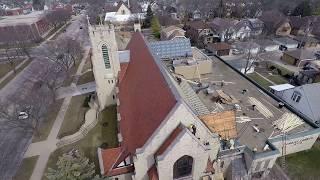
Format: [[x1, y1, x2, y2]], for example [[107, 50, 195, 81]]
[[102, 45, 111, 69], [173, 155, 193, 179]]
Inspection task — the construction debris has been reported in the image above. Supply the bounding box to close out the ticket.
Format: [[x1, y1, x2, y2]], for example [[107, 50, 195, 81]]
[[216, 90, 239, 104], [273, 113, 304, 133], [248, 97, 274, 118]]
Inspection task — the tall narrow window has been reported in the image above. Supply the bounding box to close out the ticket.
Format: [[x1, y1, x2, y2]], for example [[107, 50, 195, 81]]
[[102, 45, 111, 69]]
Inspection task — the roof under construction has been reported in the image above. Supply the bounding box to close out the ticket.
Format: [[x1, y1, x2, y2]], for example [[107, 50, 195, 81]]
[[162, 55, 313, 152]]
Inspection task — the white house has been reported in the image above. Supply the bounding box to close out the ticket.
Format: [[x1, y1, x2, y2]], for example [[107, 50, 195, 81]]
[[104, 2, 145, 25], [271, 83, 320, 124]]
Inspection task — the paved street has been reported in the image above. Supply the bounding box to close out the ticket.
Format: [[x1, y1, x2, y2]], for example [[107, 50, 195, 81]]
[[0, 14, 91, 180], [56, 81, 96, 100]]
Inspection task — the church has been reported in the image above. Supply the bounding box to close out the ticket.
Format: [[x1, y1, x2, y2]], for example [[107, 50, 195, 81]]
[[88, 23, 221, 180]]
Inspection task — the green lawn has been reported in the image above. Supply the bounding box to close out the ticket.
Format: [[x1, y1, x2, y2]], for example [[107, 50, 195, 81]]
[[57, 94, 90, 139], [0, 59, 32, 89], [13, 156, 39, 180], [77, 71, 94, 85], [32, 99, 64, 143], [248, 72, 273, 90], [267, 75, 288, 85], [0, 59, 23, 78], [44, 106, 118, 179], [285, 142, 320, 180]]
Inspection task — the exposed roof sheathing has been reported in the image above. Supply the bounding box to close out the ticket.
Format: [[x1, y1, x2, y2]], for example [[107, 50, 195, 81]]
[[199, 111, 237, 139]]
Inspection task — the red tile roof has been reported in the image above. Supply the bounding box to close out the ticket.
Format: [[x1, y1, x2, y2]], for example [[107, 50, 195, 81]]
[[117, 32, 177, 164], [119, 63, 129, 83], [109, 165, 135, 176], [148, 165, 159, 180], [155, 125, 183, 157], [100, 147, 122, 175]]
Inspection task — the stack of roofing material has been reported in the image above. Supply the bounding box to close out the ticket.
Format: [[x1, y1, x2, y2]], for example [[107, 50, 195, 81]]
[[273, 113, 304, 133], [216, 90, 239, 104], [248, 97, 274, 118]]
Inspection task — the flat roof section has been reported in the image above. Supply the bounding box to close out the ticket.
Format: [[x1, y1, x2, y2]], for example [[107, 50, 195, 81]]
[[163, 56, 313, 152], [196, 57, 312, 152]]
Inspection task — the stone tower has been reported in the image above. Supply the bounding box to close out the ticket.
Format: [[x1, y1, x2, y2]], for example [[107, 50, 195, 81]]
[[88, 20, 120, 110]]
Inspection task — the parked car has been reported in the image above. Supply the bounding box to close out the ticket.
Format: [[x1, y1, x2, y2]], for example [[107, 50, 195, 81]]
[[232, 49, 243, 55], [18, 112, 28, 120]]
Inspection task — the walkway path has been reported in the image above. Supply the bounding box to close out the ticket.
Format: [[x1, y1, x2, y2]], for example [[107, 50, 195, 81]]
[[25, 48, 90, 180], [0, 58, 29, 85], [55, 81, 96, 100]]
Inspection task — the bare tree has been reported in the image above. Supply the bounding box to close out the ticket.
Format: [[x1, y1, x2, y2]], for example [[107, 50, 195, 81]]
[[45, 37, 83, 73], [41, 37, 83, 99], [0, 84, 53, 135]]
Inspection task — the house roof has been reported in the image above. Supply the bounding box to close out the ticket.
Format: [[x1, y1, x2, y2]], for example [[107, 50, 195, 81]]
[[117, 32, 177, 164], [209, 18, 238, 33], [186, 20, 209, 30], [270, 84, 295, 92], [207, 42, 232, 51], [98, 147, 133, 175], [155, 125, 183, 156], [284, 49, 316, 60], [296, 83, 320, 121], [161, 25, 183, 34], [168, 30, 185, 40]]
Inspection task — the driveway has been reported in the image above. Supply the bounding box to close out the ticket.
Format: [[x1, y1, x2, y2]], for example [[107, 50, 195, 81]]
[[0, 14, 91, 180]]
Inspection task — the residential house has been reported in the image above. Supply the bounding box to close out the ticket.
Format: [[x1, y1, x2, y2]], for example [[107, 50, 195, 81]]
[[246, 18, 264, 36], [254, 39, 280, 52], [258, 10, 291, 36], [271, 83, 320, 124], [208, 18, 238, 42], [232, 41, 260, 54], [295, 61, 320, 85], [161, 26, 185, 40], [233, 19, 252, 40], [104, 1, 144, 26], [192, 9, 201, 20], [185, 21, 217, 47], [293, 36, 319, 48], [295, 69, 320, 85], [273, 37, 299, 50], [281, 49, 317, 67], [205, 42, 231, 56]]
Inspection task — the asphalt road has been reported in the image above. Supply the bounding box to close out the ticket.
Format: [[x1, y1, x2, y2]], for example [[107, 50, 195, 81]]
[[0, 14, 91, 180]]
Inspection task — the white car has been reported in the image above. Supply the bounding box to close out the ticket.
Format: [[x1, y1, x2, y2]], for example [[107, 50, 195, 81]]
[[18, 112, 29, 120]]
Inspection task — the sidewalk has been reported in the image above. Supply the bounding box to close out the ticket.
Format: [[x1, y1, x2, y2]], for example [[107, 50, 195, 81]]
[[25, 48, 90, 180], [0, 58, 29, 85]]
